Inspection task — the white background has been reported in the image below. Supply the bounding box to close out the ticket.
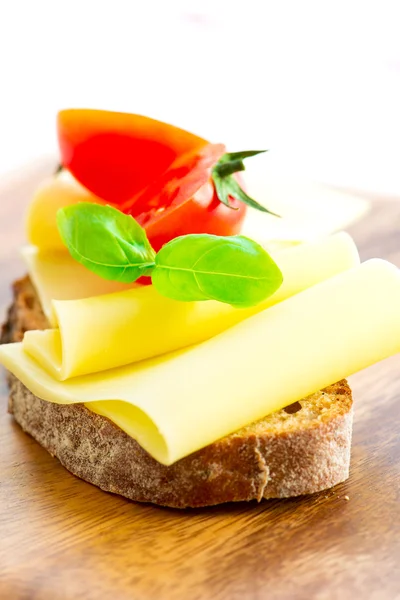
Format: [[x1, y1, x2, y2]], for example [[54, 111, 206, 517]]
[[1, 0, 400, 195]]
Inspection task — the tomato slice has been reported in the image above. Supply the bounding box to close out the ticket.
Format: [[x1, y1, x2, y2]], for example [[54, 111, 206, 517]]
[[120, 142, 247, 251], [57, 109, 208, 205], [57, 109, 247, 254], [136, 182, 246, 283], [142, 182, 247, 252], [122, 142, 224, 217]]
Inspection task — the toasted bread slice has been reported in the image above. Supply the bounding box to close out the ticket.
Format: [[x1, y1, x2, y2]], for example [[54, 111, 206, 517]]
[[1, 276, 353, 508]]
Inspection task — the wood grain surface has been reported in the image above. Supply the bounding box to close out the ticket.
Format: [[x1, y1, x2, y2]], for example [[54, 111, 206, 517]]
[[0, 167, 400, 600]]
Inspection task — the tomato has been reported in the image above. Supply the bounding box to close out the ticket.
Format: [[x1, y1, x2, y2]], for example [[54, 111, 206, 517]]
[[57, 109, 247, 251], [57, 109, 210, 205], [120, 141, 247, 250], [138, 180, 247, 252], [135, 182, 246, 284]]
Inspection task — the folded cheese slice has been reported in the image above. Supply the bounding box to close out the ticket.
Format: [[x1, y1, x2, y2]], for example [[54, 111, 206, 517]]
[[25, 174, 105, 251], [21, 246, 134, 322], [23, 233, 359, 380], [1, 259, 400, 465], [26, 171, 371, 250]]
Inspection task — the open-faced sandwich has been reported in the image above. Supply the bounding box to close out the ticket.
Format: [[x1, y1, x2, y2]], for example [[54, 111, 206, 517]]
[[1, 109, 400, 508]]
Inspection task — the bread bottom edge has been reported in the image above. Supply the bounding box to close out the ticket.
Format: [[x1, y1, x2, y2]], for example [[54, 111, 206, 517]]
[[7, 374, 353, 509]]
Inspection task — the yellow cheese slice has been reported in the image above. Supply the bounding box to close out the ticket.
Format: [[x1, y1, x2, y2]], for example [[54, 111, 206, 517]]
[[1, 259, 399, 465], [26, 175, 105, 251], [21, 246, 135, 323], [23, 233, 359, 380], [26, 171, 370, 252], [241, 163, 370, 242]]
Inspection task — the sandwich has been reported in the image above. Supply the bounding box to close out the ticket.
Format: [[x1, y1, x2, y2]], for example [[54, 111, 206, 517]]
[[1, 109, 399, 508]]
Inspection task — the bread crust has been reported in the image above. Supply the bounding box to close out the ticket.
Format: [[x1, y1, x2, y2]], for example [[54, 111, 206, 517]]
[[1, 276, 353, 508]]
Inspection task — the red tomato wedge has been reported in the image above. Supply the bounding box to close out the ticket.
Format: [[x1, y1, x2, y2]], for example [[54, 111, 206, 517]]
[[142, 183, 246, 252], [57, 109, 247, 251], [121, 142, 225, 218], [57, 109, 210, 205]]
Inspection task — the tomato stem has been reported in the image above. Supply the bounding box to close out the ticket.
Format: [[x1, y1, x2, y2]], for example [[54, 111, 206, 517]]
[[211, 150, 280, 216]]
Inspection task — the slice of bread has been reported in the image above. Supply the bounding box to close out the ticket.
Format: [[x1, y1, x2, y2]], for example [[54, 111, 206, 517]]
[[1, 276, 353, 508]]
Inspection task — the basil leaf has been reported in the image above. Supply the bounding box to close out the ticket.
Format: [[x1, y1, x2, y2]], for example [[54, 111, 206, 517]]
[[152, 234, 283, 306], [57, 203, 156, 283]]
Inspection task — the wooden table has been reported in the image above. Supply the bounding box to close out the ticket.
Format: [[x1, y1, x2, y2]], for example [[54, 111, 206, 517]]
[[0, 165, 399, 599]]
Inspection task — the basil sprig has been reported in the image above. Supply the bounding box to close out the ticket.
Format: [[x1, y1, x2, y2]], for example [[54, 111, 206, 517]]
[[57, 203, 283, 306], [212, 150, 279, 216], [153, 234, 282, 306], [57, 204, 156, 283]]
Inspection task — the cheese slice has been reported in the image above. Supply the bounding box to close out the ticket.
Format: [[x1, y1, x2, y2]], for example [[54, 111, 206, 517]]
[[23, 233, 359, 380], [241, 164, 370, 242], [1, 259, 400, 465], [27, 171, 370, 250], [21, 246, 134, 323], [26, 175, 105, 251], [24, 174, 136, 317]]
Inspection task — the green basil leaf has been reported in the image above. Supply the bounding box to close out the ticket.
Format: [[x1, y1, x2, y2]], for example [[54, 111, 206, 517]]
[[57, 203, 156, 283], [152, 234, 283, 306]]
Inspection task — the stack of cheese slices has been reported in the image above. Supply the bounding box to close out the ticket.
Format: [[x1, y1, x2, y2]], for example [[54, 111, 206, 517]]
[[2, 200, 400, 507]]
